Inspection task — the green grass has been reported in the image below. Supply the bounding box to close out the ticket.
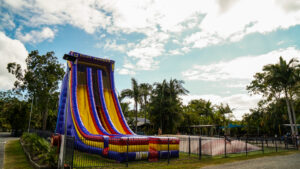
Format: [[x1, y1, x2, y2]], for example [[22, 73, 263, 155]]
[[4, 140, 33, 169], [72, 149, 299, 169], [72, 150, 123, 168]]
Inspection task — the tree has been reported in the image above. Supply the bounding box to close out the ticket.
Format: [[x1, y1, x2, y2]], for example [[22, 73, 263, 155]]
[[149, 79, 188, 134], [180, 99, 214, 135], [121, 78, 140, 133], [139, 83, 152, 124], [7, 50, 65, 130], [216, 103, 233, 135], [118, 91, 131, 118], [247, 56, 299, 135], [242, 98, 289, 136], [0, 90, 29, 135]]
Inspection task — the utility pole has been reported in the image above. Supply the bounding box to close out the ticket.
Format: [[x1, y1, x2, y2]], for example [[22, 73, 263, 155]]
[[59, 54, 77, 169], [28, 96, 34, 133]]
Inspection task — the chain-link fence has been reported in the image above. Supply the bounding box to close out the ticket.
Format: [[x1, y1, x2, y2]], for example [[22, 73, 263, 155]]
[[62, 135, 299, 168], [176, 135, 298, 161]]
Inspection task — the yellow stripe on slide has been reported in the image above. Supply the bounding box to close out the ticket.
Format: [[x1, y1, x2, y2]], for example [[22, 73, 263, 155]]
[[104, 89, 126, 134], [70, 95, 104, 149], [77, 85, 99, 135], [109, 144, 149, 153], [149, 144, 179, 151]]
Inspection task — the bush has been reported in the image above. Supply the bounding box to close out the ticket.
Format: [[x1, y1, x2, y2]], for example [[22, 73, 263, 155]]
[[21, 133, 58, 168]]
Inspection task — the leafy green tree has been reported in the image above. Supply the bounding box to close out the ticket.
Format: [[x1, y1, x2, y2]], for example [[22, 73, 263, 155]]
[[149, 79, 188, 134], [216, 103, 233, 135], [180, 99, 214, 135], [7, 50, 65, 130], [242, 98, 290, 136], [247, 57, 299, 135], [118, 91, 131, 118], [122, 78, 140, 132], [0, 90, 29, 134], [139, 83, 152, 125]]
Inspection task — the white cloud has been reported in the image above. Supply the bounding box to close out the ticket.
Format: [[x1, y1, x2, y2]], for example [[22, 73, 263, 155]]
[[182, 47, 300, 81], [168, 49, 182, 55], [0, 32, 28, 90], [0, 13, 15, 30], [103, 40, 128, 53], [3, 0, 300, 72], [16, 27, 56, 43], [184, 0, 300, 49], [4, 0, 300, 42], [276, 0, 300, 12], [181, 93, 261, 120], [117, 59, 136, 75], [117, 68, 136, 75], [3, 0, 111, 34], [126, 32, 169, 70]]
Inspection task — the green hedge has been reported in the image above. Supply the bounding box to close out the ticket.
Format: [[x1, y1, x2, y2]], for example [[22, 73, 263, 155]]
[[21, 133, 58, 168]]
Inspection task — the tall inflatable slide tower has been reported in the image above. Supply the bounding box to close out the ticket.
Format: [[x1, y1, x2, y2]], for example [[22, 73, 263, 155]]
[[55, 51, 179, 162]]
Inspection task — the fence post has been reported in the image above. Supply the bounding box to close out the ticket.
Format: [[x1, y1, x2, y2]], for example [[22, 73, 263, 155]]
[[246, 136, 248, 157], [261, 138, 264, 154], [199, 137, 202, 160], [168, 138, 170, 165], [286, 136, 288, 149], [188, 136, 191, 156], [224, 136, 227, 158], [275, 137, 278, 152], [295, 136, 298, 150], [126, 137, 129, 167]]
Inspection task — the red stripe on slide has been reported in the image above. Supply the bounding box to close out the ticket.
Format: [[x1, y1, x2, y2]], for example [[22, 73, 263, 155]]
[[110, 89, 131, 134]]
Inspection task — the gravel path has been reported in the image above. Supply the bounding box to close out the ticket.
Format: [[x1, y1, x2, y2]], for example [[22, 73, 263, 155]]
[[0, 132, 19, 169], [201, 153, 300, 169]]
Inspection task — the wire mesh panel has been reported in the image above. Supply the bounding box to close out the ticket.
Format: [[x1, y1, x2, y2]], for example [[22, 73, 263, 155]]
[[62, 135, 298, 168], [72, 137, 125, 168], [65, 136, 75, 168]]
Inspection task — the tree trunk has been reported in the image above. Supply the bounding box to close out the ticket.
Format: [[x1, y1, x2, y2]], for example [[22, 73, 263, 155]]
[[135, 102, 138, 133], [42, 98, 49, 131], [144, 98, 147, 125], [289, 98, 298, 135], [284, 89, 295, 135]]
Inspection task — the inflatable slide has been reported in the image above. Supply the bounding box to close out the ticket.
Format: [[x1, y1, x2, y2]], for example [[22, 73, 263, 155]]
[[55, 51, 179, 162]]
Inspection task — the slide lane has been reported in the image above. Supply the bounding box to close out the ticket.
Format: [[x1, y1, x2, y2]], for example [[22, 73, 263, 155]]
[[69, 62, 105, 143], [96, 70, 122, 135], [77, 84, 99, 135], [110, 70, 135, 135], [103, 89, 127, 134], [100, 67, 131, 135], [86, 68, 117, 136]]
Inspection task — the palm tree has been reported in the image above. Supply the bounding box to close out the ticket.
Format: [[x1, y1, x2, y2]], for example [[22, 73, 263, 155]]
[[139, 83, 152, 125], [118, 92, 130, 118], [217, 103, 233, 135], [122, 78, 140, 133], [263, 57, 299, 135], [150, 79, 188, 134]]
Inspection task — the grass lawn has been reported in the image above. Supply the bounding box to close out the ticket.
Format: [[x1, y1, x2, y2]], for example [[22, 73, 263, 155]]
[[4, 140, 33, 169], [3, 139, 297, 169], [118, 151, 299, 169], [72, 149, 299, 169]]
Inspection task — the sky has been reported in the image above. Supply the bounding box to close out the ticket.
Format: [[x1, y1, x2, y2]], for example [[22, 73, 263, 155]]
[[1, 0, 300, 120]]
